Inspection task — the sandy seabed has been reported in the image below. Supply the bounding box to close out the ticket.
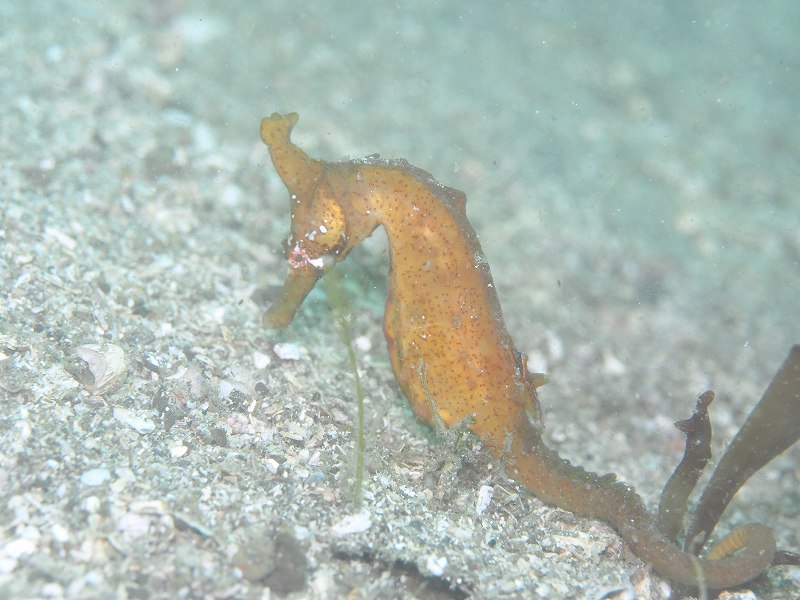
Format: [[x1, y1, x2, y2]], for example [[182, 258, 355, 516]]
[[2, 2, 798, 598]]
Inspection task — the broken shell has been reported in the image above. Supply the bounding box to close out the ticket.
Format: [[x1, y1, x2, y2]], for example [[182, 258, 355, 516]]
[[273, 342, 301, 360], [113, 406, 156, 434], [475, 484, 494, 515], [425, 555, 448, 577], [75, 343, 127, 394], [330, 512, 371, 536]]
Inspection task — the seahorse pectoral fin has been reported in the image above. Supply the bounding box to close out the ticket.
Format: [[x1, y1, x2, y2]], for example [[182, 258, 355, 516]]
[[262, 263, 323, 329]]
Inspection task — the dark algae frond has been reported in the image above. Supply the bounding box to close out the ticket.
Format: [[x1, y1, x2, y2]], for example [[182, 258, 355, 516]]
[[258, 113, 799, 591], [683, 346, 800, 560], [658, 390, 714, 543]]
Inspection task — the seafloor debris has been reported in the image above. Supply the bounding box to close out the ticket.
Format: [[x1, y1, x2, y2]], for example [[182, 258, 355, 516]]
[[74, 343, 127, 395]]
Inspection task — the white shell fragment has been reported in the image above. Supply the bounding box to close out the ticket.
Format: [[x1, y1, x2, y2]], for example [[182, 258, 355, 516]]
[[330, 512, 372, 536], [117, 512, 152, 541], [170, 443, 188, 458], [425, 555, 448, 577], [0, 538, 37, 574], [50, 524, 70, 544], [80, 468, 111, 487], [2, 538, 37, 560], [113, 407, 156, 434], [252, 350, 271, 369], [273, 342, 301, 360], [75, 343, 127, 394], [475, 485, 494, 515]]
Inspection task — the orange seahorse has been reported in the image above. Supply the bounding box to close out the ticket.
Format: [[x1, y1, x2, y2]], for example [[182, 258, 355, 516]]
[[258, 112, 784, 589]]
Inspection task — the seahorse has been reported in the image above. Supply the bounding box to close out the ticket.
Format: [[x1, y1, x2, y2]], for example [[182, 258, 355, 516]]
[[258, 112, 780, 588]]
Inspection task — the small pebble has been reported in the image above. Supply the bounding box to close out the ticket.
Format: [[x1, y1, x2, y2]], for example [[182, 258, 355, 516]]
[[717, 592, 757, 600], [306, 471, 325, 485], [264, 458, 280, 475], [51, 524, 70, 544], [117, 512, 151, 541], [273, 342, 301, 360], [3, 538, 37, 559], [80, 468, 111, 487], [252, 351, 271, 369], [425, 555, 447, 577], [170, 444, 188, 458], [82, 496, 101, 513], [330, 513, 371, 536], [218, 380, 235, 398], [354, 335, 372, 352], [602, 351, 627, 375]]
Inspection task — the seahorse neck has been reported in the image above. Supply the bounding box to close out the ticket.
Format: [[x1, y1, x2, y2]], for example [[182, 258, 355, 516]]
[[353, 160, 480, 273]]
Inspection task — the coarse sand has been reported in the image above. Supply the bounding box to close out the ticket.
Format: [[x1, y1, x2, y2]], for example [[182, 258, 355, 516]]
[[1, 2, 798, 598]]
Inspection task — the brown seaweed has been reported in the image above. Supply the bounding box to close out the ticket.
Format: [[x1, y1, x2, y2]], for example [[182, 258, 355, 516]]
[[658, 390, 714, 541], [684, 345, 800, 556]]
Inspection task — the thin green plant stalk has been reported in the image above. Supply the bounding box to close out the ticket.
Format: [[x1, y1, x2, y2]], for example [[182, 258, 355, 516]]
[[324, 267, 366, 506]]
